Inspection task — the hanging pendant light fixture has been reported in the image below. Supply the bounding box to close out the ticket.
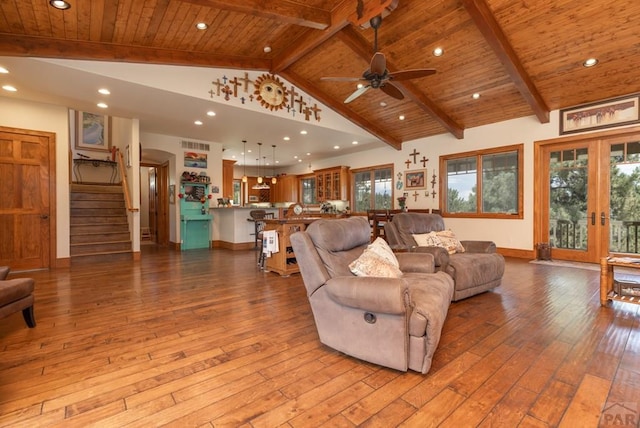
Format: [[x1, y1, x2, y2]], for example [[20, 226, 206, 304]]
[[271, 145, 277, 185], [251, 142, 270, 190], [241, 140, 248, 183], [256, 142, 263, 184]]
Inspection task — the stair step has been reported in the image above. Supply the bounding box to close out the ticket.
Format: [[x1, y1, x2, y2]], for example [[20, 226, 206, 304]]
[[71, 200, 126, 209], [71, 232, 131, 244], [71, 208, 127, 217], [71, 193, 124, 202], [71, 216, 128, 225], [71, 251, 133, 265], [71, 240, 132, 256], [71, 224, 129, 234], [71, 183, 123, 193]]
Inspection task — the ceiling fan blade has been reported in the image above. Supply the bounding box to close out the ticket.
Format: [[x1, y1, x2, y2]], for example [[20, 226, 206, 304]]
[[370, 52, 386, 76], [344, 85, 370, 103], [388, 68, 436, 81], [380, 81, 404, 100], [320, 76, 364, 82]]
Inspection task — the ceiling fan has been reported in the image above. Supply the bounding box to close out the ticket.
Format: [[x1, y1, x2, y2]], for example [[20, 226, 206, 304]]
[[321, 15, 436, 104]]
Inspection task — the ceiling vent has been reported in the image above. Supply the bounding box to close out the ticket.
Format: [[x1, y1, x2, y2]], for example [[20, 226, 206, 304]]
[[181, 140, 210, 151]]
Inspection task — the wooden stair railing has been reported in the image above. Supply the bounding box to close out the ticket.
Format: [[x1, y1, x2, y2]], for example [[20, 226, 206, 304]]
[[117, 150, 139, 212]]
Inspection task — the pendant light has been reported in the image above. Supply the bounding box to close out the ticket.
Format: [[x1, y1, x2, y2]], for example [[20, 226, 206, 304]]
[[241, 140, 248, 183], [271, 145, 277, 185], [256, 142, 263, 184]]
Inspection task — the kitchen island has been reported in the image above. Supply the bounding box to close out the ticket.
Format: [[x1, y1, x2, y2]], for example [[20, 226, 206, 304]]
[[211, 207, 279, 250]]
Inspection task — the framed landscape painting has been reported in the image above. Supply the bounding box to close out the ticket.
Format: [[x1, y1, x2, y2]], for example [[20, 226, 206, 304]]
[[75, 111, 111, 151]]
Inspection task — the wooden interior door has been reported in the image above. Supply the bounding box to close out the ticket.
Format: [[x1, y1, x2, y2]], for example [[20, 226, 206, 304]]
[[0, 127, 55, 270]]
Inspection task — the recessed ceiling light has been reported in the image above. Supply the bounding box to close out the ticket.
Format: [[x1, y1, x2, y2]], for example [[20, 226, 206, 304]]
[[433, 47, 444, 57], [97, 102, 108, 109], [195, 22, 208, 30], [300, 130, 307, 135], [98, 88, 110, 95], [206, 111, 216, 116], [380, 101, 387, 107], [333, 145, 340, 150], [583, 58, 598, 67], [306, 152, 311, 156], [472, 93, 480, 99], [399, 115, 405, 120], [49, 0, 70, 10], [2, 85, 17, 92], [194, 120, 203, 125], [298, 159, 302, 162], [294, 155, 299, 159], [357, 83, 364, 89], [263, 46, 272, 53], [352, 141, 359, 145], [0, 67, 9, 74]]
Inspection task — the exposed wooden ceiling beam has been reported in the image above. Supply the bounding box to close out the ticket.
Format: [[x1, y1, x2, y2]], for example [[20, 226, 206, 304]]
[[180, 0, 331, 30], [461, 0, 550, 123], [337, 26, 465, 139], [279, 69, 402, 150], [271, 0, 398, 73], [0, 35, 271, 70]]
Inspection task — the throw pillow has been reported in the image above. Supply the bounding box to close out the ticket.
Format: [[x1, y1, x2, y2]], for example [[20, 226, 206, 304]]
[[367, 237, 400, 268], [349, 249, 403, 278], [436, 230, 465, 254], [412, 230, 465, 254], [412, 231, 442, 247]]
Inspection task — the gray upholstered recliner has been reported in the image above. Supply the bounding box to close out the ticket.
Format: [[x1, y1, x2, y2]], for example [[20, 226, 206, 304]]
[[384, 212, 505, 301], [0, 266, 36, 328], [290, 216, 454, 374]]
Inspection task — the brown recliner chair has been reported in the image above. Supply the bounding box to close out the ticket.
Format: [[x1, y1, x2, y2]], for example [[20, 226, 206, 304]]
[[384, 212, 505, 301], [0, 266, 36, 328], [290, 216, 454, 374]]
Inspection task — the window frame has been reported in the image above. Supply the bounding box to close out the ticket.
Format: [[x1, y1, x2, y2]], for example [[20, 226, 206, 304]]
[[298, 173, 317, 206], [350, 163, 394, 214], [440, 144, 524, 219]]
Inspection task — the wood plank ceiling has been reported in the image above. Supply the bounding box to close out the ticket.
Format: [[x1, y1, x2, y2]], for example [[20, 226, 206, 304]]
[[0, 0, 639, 150]]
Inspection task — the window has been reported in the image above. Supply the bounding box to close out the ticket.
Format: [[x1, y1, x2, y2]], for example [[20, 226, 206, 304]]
[[300, 176, 316, 205], [352, 164, 393, 213], [442, 144, 523, 218]]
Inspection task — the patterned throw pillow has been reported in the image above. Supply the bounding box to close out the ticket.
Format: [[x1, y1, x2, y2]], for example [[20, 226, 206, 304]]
[[366, 237, 400, 267], [412, 230, 465, 254], [349, 246, 403, 278]]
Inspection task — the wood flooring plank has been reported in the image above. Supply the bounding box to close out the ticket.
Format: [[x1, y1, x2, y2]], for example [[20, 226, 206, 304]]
[[1, 249, 635, 426]]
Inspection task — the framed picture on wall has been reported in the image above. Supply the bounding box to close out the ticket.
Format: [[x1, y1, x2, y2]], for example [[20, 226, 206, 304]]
[[405, 169, 427, 190], [560, 93, 640, 134], [75, 111, 111, 151]]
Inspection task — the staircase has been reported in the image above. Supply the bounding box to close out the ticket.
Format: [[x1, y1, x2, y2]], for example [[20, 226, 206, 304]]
[[70, 183, 132, 262]]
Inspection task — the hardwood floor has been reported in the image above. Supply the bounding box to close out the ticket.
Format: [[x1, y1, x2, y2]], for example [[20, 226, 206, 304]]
[[1, 246, 639, 427]]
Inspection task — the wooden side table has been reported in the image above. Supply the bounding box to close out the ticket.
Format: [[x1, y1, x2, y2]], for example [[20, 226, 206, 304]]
[[600, 256, 640, 306]]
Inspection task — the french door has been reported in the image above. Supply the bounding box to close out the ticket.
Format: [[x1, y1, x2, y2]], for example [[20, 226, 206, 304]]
[[535, 127, 640, 263]]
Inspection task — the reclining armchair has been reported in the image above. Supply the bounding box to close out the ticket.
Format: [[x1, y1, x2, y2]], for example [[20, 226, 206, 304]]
[[290, 216, 454, 374], [0, 266, 36, 328], [385, 213, 505, 301]]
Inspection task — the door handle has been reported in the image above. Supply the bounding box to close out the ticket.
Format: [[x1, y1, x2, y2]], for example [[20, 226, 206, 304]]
[[591, 212, 595, 226], [40, 214, 49, 220], [601, 212, 606, 226]]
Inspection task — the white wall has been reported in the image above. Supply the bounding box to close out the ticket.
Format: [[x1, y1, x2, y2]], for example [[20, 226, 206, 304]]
[[284, 113, 562, 251], [140, 132, 223, 243]]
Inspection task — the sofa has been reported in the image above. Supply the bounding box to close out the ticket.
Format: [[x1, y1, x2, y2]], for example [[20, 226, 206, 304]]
[[290, 216, 454, 374], [384, 212, 505, 301], [0, 266, 36, 328]]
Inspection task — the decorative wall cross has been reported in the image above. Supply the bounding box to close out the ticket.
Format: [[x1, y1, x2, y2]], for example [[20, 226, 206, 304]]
[[412, 191, 420, 201], [405, 159, 412, 169], [409, 149, 420, 164], [228, 77, 241, 97], [420, 156, 429, 167], [238, 72, 253, 92], [210, 78, 223, 97]]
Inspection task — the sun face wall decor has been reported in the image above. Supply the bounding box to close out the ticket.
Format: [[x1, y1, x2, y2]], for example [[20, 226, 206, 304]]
[[254, 73, 288, 111]]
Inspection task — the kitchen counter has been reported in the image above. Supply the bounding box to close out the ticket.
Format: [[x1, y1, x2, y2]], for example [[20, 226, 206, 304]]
[[211, 207, 279, 250]]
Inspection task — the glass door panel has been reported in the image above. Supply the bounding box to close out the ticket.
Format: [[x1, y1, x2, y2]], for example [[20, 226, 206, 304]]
[[608, 141, 640, 254]]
